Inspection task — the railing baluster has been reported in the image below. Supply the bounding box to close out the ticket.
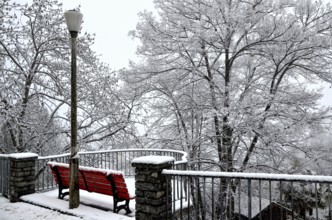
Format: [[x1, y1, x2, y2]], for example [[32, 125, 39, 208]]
[[269, 180, 272, 220], [195, 176, 199, 218], [248, 179, 252, 219], [238, 180, 241, 220], [329, 184, 331, 220], [315, 182, 318, 219], [106, 152, 109, 169], [177, 173, 180, 201], [166, 175, 170, 220], [259, 179, 262, 220], [36, 160, 40, 191], [291, 181, 294, 220], [121, 151, 123, 171], [102, 153, 105, 169], [212, 177, 214, 220], [279, 180, 283, 219], [173, 175, 176, 219], [45, 162, 49, 190], [42, 162, 45, 190], [188, 176, 191, 220], [203, 177, 206, 220], [105, 152, 107, 169], [124, 151, 129, 173], [220, 177, 223, 220], [228, 180, 232, 220], [1, 158, 2, 194], [116, 151, 119, 171], [180, 175, 183, 220]]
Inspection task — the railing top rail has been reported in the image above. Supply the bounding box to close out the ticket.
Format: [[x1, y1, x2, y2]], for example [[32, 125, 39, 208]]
[[77, 148, 187, 155], [162, 169, 332, 183], [38, 153, 70, 160], [38, 148, 187, 163]]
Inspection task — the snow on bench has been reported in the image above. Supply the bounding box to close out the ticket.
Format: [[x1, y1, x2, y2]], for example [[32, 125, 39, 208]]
[[48, 161, 135, 214]]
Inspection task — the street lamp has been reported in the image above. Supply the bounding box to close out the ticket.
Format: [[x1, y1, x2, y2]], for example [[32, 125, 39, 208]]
[[64, 10, 83, 209]]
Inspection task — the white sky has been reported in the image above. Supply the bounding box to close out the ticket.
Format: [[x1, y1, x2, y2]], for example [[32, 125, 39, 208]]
[[62, 0, 155, 70]]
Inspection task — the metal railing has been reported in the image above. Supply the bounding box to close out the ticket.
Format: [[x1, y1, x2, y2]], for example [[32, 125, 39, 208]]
[[163, 170, 332, 220], [35, 153, 71, 192], [0, 155, 10, 197], [35, 148, 187, 192]]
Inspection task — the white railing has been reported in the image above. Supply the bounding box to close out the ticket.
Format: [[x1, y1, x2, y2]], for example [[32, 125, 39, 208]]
[[163, 169, 332, 220]]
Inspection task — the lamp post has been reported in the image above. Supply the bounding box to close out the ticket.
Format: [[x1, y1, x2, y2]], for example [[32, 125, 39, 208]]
[[64, 10, 83, 209]]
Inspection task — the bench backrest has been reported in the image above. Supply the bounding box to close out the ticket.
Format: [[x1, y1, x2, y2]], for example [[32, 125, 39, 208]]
[[48, 162, 131, 200], [50, 164, 70, 188]]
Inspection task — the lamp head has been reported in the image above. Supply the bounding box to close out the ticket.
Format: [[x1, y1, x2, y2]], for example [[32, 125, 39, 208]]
[[64, 10, 83, 36]]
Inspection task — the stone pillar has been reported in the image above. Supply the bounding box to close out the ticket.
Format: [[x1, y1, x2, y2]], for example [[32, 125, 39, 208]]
[[9, 153, 38, 202], [132, 156, 175, 220]]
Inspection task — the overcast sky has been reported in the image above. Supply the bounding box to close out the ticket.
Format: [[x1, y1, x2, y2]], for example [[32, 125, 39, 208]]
[[61, 0, 155, 70]]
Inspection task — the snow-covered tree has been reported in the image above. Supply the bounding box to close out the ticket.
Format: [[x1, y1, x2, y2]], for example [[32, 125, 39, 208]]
[[127, 0, 332, 172], [0, 0, 136, 154], [125, 1, 332, 217]]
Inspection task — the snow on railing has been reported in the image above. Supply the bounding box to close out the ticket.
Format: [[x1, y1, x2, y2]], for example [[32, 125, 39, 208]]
[[162, 169, 332, 220], [162, 170, 332, 183]]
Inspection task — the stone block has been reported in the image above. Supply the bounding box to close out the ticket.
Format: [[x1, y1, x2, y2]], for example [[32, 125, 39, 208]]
[[135, 196, 147, 204], [135, 190, 145, 197], [136, 212, 169, 220], [136, 181, 168, 192], [135, 175, 146, 182], [145, 175, 164, 184], [11, 161, 34, 169], [14, 170, 27, 177], [13, 180, 34, 188], [147, 197, 165, 206], [145, 191, 165, 199], [136, 169, 155, 176], [135, 212, 151, 220], [151, 171, 159, 178]]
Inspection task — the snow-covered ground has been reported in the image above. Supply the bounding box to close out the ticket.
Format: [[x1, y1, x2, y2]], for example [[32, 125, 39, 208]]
[[0, 178, 136, 220], [0, 196, 79, 220], [0, 190, 134, 220]]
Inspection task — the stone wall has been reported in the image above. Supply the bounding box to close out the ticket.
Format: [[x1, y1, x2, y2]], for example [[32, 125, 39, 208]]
[[9, 153, 38, 202], [132, 156, 175, 220]]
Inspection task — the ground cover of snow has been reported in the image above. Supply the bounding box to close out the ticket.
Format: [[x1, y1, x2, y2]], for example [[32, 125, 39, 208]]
[[0, 177, 136, 220]]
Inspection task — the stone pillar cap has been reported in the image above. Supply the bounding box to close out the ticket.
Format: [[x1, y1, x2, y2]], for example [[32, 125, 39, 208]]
[[131, 155, 175, 165], [9, 153, 38, 159]]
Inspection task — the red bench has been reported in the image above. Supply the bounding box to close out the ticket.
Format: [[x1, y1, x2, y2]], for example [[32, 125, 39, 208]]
[[48, 162, 135, 214]]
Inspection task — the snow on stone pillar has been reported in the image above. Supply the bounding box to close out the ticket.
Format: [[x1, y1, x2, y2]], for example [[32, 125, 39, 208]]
[[9, 153, 38, 202], [132, 155, 175, 220]]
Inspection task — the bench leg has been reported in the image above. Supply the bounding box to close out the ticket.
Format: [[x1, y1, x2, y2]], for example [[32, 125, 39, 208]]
[[58, 185, 69, 199], [113, 197, 117, 213], [58, 186, 62, 199], [115, 200, 131, 215], [60, 191, 69, 199]]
